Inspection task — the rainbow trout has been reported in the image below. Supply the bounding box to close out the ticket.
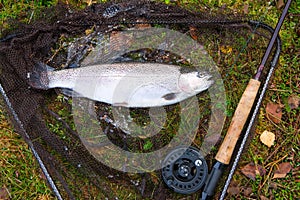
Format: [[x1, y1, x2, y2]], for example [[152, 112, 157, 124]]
[[28, 62, 213, 107]]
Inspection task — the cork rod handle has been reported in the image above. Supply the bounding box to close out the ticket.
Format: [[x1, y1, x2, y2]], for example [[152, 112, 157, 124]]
[[215, 79, 261, 164]]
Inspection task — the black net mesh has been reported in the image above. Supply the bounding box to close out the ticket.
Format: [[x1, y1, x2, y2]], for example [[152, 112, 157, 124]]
[[0, 1, 274, 199]]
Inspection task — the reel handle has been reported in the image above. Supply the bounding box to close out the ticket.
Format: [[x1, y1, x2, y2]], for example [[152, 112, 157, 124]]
[[215, 79, 261, 164]]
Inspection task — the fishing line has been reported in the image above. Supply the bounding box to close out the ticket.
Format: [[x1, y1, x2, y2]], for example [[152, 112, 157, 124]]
[[223, 1, 274, 79]]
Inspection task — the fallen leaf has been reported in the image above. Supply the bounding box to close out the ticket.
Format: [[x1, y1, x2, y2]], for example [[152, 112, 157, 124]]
[[135, 19, 152, 29], [0, 187, 10, 200], [241, 162, 266, 181], [266, 102, 282, 124], [292, 166, 300, 176], [37, 194, 52, 200], [243, 4, 249, 14], [256, 165, 267, 177], [273, 162, 292, 179], [277, 0, 285, 9], [260, 130, 275, 147], [269, 182, 278, 190], [189, 26, 198, 40], [288, 94, 300, 109], [220, 45, 233, 54], [85, 28, 94, 35], [39, 169, 47, 181], [269, 189, 275, 200], [243, 187, 252, 196], [227, 186, 240, 195], [241, 163, 256, 180], [260, 195, 269, 200], [296, 22, 300, 37], [227, 181, 240, 196]]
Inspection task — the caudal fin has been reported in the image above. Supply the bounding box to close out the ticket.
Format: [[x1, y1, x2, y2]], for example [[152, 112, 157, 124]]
[[28, 62, 52, 89]]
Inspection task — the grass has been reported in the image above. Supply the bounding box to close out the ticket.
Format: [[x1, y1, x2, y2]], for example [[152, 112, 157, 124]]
[[1, 0, 299, 199], [0, 103, 54, 199]]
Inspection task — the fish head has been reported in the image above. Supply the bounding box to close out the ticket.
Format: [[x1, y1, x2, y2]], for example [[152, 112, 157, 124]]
[[178, 71, 214, 94]]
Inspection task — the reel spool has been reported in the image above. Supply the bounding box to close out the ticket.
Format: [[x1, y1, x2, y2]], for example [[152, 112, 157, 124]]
[[161, 146, 208, 194]]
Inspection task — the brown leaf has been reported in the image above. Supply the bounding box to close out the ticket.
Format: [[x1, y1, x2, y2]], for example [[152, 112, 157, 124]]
[[257, 164, 267, 177], [288, 94, 300, 110], [273, 162, 292, 179], [135, 19, 152, 29], [189, 26, 198, 40], [227, 186, 240, 195], [241, 162, 266, 181], [243, 187, 252, 196], [277, 0, 285, 9], [241, 163, 256, 180], [260, 130, 275, 147], [243, 4, 249, 14], [269, 189, 275, 200], [0, 187, 10, 200], [227, 181, 239, 196], [260, 195, 269, 200], [37, 194, 52, 200], [292, 166, 300, 176], [269, 182, 278, 190], [266, 102, 282, 124], [296, 23, 300, 37]]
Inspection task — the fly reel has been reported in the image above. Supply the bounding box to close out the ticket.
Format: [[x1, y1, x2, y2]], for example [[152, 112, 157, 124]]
[[161, 146, 208, 194]]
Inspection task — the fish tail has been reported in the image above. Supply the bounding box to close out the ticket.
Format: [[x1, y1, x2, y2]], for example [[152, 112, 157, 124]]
[[28, 62, 52, 89]]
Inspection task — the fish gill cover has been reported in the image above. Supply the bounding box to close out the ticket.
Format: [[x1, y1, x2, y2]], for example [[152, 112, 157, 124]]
[[0, 0, 273, 199]]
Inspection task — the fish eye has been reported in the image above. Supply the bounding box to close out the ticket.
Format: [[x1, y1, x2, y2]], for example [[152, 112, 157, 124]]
[[197, 71, 205, 78]]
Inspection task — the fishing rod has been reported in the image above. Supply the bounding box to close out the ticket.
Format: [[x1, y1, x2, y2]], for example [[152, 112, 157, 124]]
[[201, 0, 292, 199], [219, 21, 282, 200]]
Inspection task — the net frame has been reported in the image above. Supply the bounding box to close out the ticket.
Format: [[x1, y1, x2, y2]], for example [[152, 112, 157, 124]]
[[0, 1, 278, 199]]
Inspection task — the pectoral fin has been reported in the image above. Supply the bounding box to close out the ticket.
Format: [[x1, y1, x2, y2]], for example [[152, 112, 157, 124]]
[[162, 93, 177, 100], [61, 88, 83, 98]]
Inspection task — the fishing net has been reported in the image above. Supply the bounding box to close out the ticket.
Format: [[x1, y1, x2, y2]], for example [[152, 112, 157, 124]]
[[0, 1, 276, 199]]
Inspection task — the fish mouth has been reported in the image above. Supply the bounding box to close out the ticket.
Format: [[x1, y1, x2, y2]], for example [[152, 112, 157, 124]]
[[195, 76, 214, 92]]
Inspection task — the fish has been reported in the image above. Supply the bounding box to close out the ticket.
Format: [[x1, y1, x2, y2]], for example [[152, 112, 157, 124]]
[[28, 62, 214, 108]]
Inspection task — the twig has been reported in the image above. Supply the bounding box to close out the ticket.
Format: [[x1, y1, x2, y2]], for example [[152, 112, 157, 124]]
[[265, 154, 288, 168], [264, 137, 289, 164], [259, 154, 288, 192]]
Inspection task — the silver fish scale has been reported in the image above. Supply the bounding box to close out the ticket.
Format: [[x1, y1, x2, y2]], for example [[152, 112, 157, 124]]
[[45, 62, 211, 107], [74, 63, 181, 77]]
